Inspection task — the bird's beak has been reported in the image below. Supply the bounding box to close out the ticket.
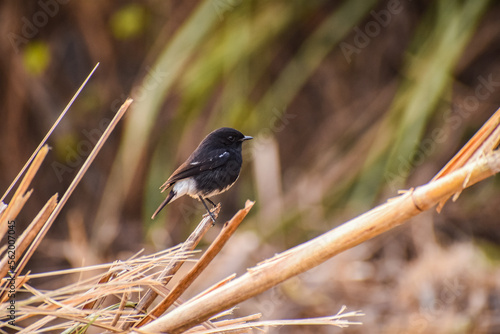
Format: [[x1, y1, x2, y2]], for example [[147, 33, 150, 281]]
[[241, 136, 253, 141]]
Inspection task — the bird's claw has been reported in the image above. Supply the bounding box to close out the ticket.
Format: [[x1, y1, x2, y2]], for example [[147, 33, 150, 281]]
[[203, 210, 217, 225]]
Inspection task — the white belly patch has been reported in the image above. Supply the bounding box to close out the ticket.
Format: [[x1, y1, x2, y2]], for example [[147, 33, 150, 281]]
[[171, 178, 198, 202]]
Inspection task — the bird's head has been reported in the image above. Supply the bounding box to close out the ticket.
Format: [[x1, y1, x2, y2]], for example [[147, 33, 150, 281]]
[[205, 127, 253, 149]]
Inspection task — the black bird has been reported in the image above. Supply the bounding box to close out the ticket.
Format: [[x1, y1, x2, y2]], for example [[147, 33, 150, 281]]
[[151, 127, 253, 221]]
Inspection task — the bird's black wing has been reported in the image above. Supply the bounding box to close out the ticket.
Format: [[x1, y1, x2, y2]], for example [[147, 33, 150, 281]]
[[160, 150, 230, 192]]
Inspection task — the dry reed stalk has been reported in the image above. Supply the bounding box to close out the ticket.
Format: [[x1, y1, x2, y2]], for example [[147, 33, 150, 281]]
[[136, 201, 254, 327], [81, 270, 119, 311], [13, 98, 133, 284], [0, 146, 49, 240], [124, 205, 220, 330], [0, 63, 100, 204], [190, 308, 363, 334], [0, 92, 132, 332], [0, 202, 363, 333], [141, 279, 217, 331], [111, 289, 130, 327], [0, 247, 186, 332], [0, 64, 102, 301], [0, 274, 30, 309], [190, 273, 237, 302], [137, 110, 500, 333], [0, 146, 50, 303], [433, 106, 500, 210], [184, 314, 261, 333], [0, 194, 57, 289]]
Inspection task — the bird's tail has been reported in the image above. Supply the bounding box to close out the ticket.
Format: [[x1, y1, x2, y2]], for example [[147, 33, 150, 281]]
[[151, 190, 175, 219]]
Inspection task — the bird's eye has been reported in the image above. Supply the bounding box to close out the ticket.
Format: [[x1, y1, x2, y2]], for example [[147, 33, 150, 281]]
[[227, 135, 235, 142]]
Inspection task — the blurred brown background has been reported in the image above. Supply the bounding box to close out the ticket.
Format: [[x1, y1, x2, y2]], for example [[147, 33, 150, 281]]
[[2, 0, 500, 332]]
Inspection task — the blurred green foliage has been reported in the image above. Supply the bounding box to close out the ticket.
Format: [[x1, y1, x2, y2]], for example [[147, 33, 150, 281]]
[[110, 3, 147, 40], [22, 41, 50, 75], [353, 0, 490, 206]]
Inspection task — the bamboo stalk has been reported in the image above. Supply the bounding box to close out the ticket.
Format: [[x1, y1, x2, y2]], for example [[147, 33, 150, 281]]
[[138, 150, 500, 333]]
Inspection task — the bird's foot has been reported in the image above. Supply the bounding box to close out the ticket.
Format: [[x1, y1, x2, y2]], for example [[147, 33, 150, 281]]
[[204, 204, 221, 226], [204, 210, 217, 225]]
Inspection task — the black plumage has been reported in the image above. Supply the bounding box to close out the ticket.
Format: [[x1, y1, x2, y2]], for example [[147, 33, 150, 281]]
[[151, 127, 252, 221]]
